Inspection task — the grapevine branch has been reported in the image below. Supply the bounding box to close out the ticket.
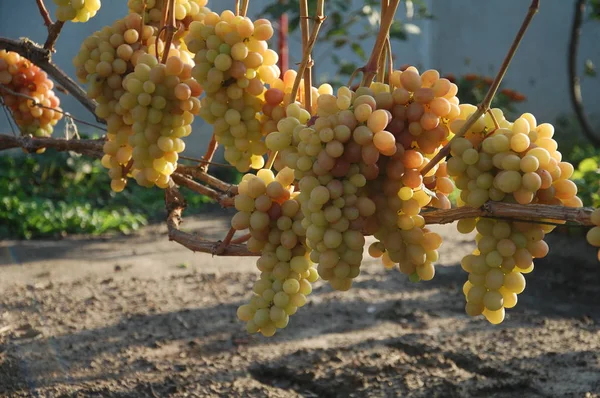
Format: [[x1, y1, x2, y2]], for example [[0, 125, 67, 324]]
[[0, 134, 104, 157], [420, 0, 540, 176], [568, 0, 600, 146], [422, 202, 594, 226], [0, 37, 100, 121], [165, 184, 254, 256], [171, 173, 235, 208]]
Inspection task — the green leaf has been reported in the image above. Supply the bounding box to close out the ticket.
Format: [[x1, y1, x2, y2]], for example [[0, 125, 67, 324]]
[[351, 42, 366, 60], [578, 157, 599, 173]]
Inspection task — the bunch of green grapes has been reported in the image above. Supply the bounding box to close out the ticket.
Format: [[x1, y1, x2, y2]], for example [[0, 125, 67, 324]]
[[232, 168, 318, 337], [128, 0, 210, 26], [458, 217, 550, 324], [187, 10, 278, 171], [0, 50, 63, 140], [266, 88, 446, 288], [75, 13, 200, 191], [52, 0, 101, 23], [586, 209, 600, 261], [447, 109, 580, 209], [367, 190, 443, 281], [109, 53, 201, 190]]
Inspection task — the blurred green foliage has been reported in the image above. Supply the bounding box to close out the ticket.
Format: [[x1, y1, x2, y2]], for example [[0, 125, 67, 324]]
[[0, 149, 217, 239]]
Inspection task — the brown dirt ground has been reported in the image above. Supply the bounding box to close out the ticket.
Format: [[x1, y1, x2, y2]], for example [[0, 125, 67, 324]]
[[0, 213, 599, 398]]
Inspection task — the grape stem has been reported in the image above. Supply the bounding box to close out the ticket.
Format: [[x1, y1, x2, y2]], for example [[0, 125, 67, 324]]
[[215, 227, 237, 255], [35, 0, 53, 27], [235, 0, 240, 16], [265, 150, 278, 170], [359, 0, 400, 87], [35, 0, 65, 51], [232, 233, 251, 244], [241, 0, 250, 17], [289, 0, 326, 110], [299, 0, 313, 113], [420, 0, 540, 177], [376, 0, 390, 84], [0, 37, 101, 122], [160, 0, 177, 64], [198, 134, 219, 173]]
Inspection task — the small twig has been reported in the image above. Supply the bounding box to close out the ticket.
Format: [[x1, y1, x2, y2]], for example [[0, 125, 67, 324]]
[[35, 0, 64, 50], [175, 165, 238, 195], [486, 109, 500, 130], [44, 21, 64, 51], [360, 0, 401, 87], [289, 0, 326, 107], [568, 0, 600, 146], [36, 0, 53, 27], [420, 0, 539, 176], [299, 0, 313, 113], [235, 0, 240, 16], [265, 150, 278, 170], [231, 233, 251, 244], [161, 0, 176, 63], [199, 134, 218, 173], [385, 37, 393, 85], [215, 227, 236, 255], [241, 0, 250, 17]]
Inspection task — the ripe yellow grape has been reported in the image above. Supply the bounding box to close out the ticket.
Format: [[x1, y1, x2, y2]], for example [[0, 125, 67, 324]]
[[53, 0, 101, 23]]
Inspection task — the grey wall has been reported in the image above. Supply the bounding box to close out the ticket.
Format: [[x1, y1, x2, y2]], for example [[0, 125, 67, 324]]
[[0, 0, 598, 157]]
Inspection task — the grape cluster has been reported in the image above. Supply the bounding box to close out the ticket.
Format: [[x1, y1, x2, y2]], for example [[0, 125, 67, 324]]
[[114, 54, 201, 190], [187, 10, 278, 171], [447, 109, 580, 209], [388, 66, 461, 154], [52, 0, 101, 23], [265, 74, 451, 289], [232, 168, 318, 337], [459, 217, 549, 324], [128, 0, 210, 25], [0, 50, 63, 139], [586, 209, 600, 261], [75, 10, 201, 191]]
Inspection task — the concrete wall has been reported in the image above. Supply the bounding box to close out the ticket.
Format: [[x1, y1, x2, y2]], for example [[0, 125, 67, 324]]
[[0, 0, 598, 157]]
